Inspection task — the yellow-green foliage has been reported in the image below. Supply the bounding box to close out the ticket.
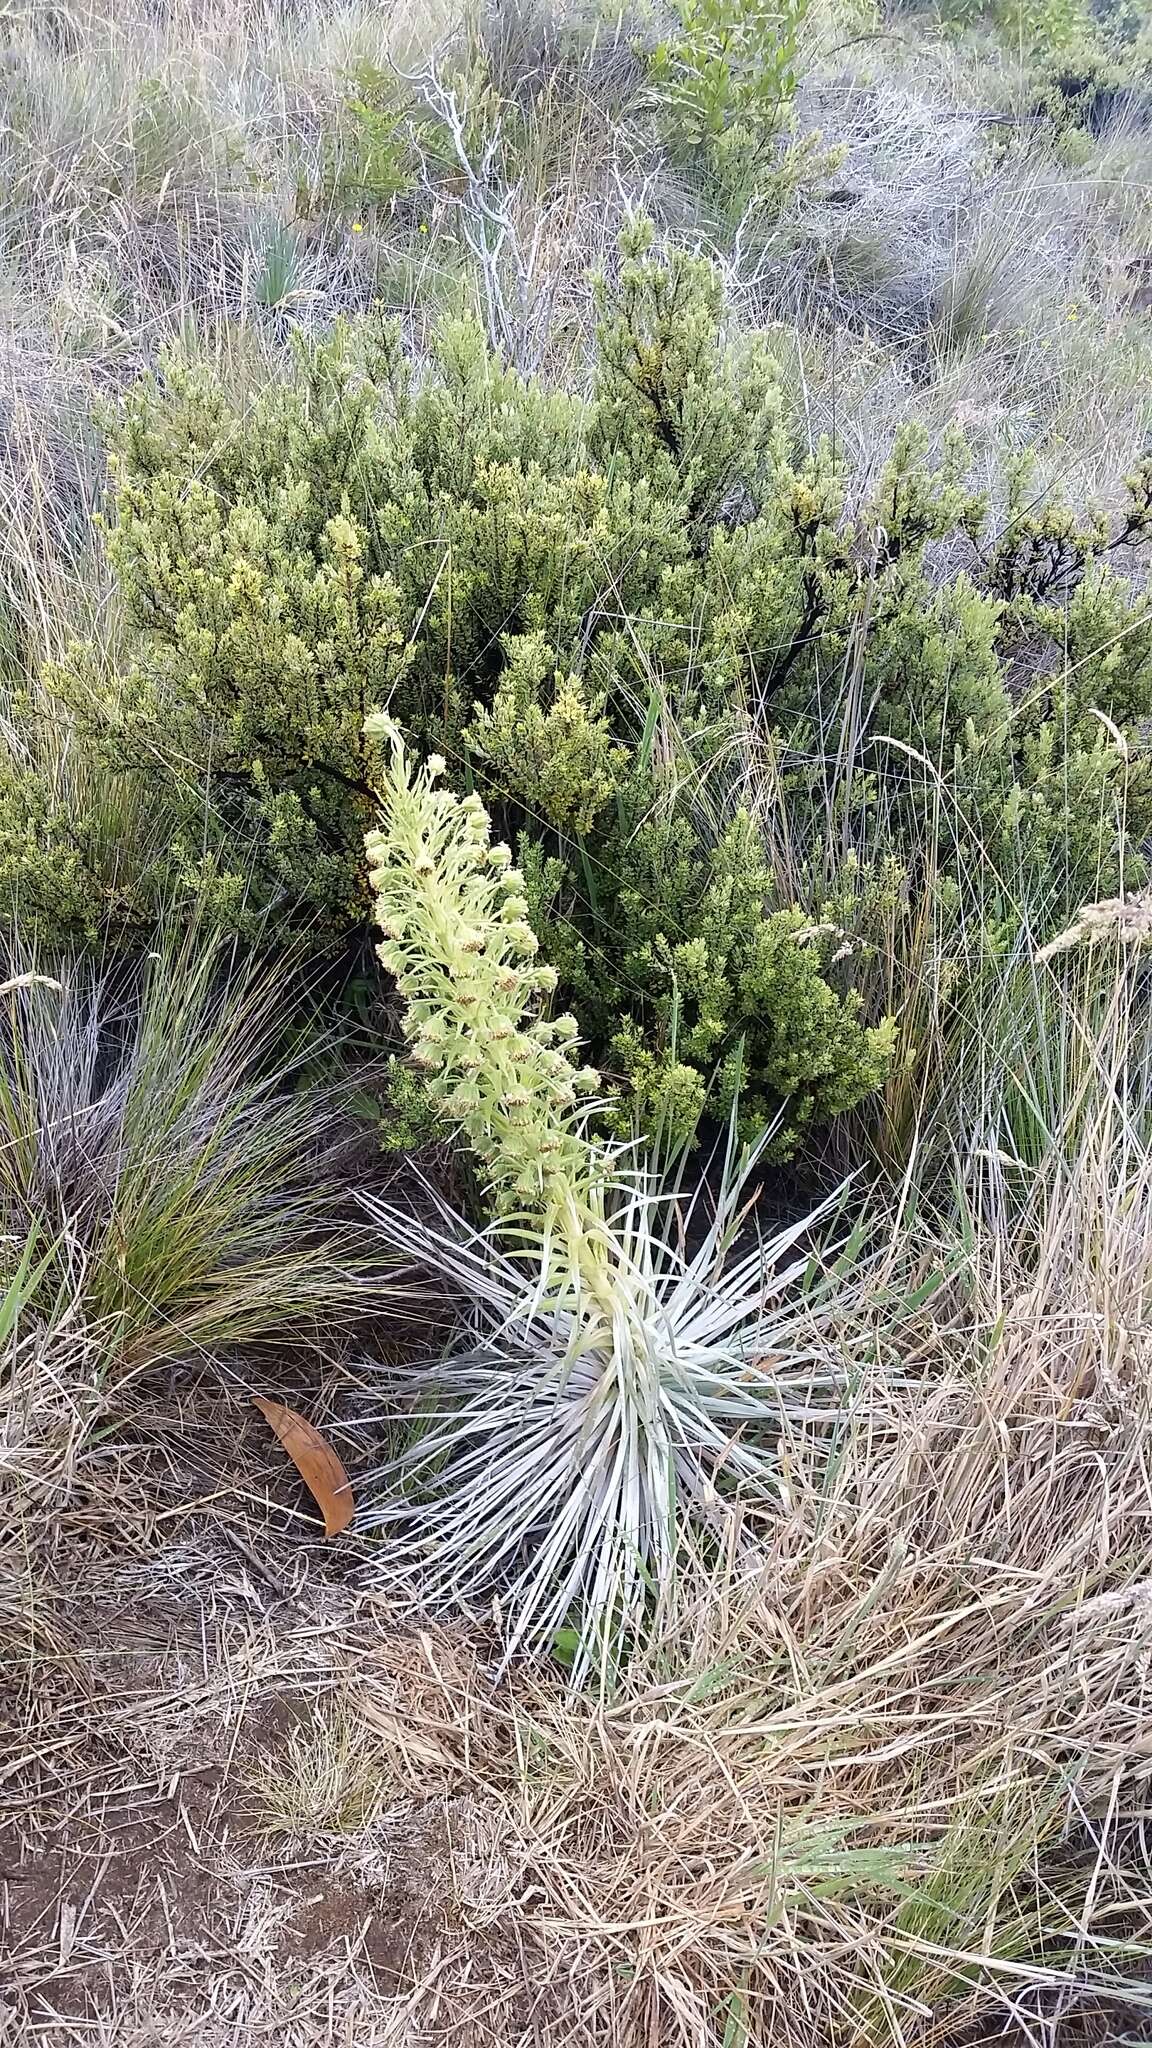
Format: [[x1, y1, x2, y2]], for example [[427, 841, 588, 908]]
[[6, 226, 1152, 1151], [590, 220, 787, 532], [520, 805, 896, 1149], [468, 632, 629, 835]]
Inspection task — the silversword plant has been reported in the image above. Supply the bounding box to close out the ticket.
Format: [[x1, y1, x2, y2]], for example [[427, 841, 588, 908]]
[[362, 717, 871, 1678]]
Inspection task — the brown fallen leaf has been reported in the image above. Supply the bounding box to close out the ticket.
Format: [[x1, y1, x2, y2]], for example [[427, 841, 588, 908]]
[[252, 1395, 354, 1537]]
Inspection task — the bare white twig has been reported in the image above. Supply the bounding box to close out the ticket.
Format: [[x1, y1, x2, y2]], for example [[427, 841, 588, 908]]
[[401, 54, 561, 371]]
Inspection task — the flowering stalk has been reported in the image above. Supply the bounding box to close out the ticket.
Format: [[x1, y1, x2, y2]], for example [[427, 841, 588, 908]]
[[1036, 890, 1152, 963], [364, 714, 617, 1327]]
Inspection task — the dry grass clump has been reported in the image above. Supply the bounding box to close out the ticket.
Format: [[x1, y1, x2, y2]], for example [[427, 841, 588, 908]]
[[1038, 887, 1152, 960], [482, 1247, 1152, 2041], [719, 20, 1152, 489], [0, 1287, 107, 1517], [0, 1281, 110, 1694], [0, 0, 459, 432]]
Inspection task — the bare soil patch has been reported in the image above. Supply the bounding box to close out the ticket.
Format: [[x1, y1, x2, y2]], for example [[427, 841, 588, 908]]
[[0, 1363, 546, 2046]]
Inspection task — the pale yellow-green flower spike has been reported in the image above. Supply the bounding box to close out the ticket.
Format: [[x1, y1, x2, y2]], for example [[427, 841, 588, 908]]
[[364, 715, 610, 1264]]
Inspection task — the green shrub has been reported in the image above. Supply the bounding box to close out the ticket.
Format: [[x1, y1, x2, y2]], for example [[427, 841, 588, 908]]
[[589, 222, 786, 532], [998, 0, 1085, 55], [943, 0, 1147, 127], [319, 88, 413, 217], [1034, 35, 1131, 130], [647, 0, 821, 216], [941, 0, 1086, 56], [12, 225, 1152, 1153], [39, 324, 420, 939], [0, 734, 139, 946], [519, 793, 896, 1148]]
